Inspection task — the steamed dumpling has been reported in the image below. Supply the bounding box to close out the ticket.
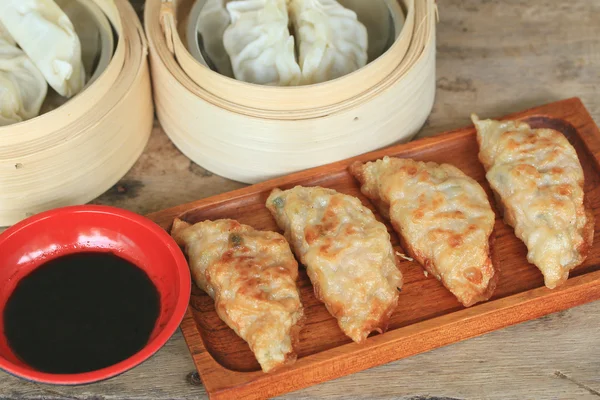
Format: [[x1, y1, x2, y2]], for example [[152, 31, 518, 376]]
[[288, 0, 368, 85], [55, 0, 101, 83], [197, 0, 234, 78], [0, 0, 85, 98], [0, 27, 48, 126], [339, 0, 389, 62], [0, 74, 24, 126], [223, 0, 301, 86], [0, 21, 16, 46]]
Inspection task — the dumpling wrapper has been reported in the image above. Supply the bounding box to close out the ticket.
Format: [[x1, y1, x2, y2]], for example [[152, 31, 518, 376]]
[[0, 0, 85, 98], [55, 0, 101, 83], [171, 218, 304, 373], [350, 157, 498, 307], [472, 114, 594, 288], [0, 29, 47, 126], [338, 0, 390, 62], [223, 0, 301, 86], [266, 186, 403, 343], [0, 20, 16, 46], [288, 0, 368, 85], [196, 0, 234, 78]]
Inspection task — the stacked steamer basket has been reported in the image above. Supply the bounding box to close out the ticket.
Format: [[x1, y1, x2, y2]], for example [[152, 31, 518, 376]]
[[0, 0, 153, 226], [146, 0, 438, 184]]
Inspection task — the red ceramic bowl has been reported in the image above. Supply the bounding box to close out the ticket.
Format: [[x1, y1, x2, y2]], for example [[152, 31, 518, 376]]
[[0, 205, 191, 385]]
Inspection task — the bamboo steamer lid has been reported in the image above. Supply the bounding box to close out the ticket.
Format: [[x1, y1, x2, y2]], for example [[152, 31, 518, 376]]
[[147, 0, 438, 183], [0, 0, 154, 226]]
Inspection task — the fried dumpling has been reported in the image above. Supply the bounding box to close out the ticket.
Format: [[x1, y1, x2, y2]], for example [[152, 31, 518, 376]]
[[350, 157, 497, 307], [472, 114, 594, 289], [223, 0, 301, 86], [288, 0, 368, 85], [171, 218, 304, 373], [266, 186, 403, 343]]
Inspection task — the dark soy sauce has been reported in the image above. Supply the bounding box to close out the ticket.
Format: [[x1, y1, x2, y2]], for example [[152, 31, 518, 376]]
[[4, 252, 160, 374]]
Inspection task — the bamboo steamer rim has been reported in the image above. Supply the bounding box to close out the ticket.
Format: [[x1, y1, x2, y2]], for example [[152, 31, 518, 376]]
[[147, 0, 437, 120], [0, 0, 153, 225]]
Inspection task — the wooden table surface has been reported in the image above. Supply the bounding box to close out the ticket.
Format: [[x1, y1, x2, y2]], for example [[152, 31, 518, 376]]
[[2, 0, 600, 399]]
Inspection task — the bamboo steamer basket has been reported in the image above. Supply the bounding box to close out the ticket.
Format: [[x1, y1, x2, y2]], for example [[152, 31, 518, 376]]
[[147, 0, 438, 183], [0, 0, 154, 227]]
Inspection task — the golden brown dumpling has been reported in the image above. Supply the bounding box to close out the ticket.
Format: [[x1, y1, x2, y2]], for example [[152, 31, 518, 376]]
[[171, 218, 304, 373], [472, 114, 594, 288], [266, 186, 403, 343], [350, 156, 497, 307]]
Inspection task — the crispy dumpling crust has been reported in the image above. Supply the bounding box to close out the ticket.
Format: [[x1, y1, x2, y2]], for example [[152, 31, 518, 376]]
[[171, 218, 304, 373], [472, 114, 594, 289], [266, 186, 403, 343], [350, 156, 498, 307]]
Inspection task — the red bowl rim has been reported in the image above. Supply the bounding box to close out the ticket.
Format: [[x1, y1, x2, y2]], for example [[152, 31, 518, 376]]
[[0, 205, 191, 385]]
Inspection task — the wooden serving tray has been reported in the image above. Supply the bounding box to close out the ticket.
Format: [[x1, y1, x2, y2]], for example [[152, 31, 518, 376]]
[[148, 98, 600, 400]]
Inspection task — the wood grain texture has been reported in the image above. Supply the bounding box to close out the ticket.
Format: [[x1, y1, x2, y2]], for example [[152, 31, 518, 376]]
[[1, 0, 600, 399], [147, 98, 600, 399]]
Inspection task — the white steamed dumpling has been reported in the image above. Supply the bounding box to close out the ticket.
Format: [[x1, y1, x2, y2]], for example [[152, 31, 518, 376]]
[[0, 19, 16, 46], [0, 0, 85, 98], [223, 0, 302, 86], [339, 0, 390, 62], [197, 0, 234, 78], [55, 0, 101, 83], [0, 74, 24, 126], [0, 24, 48, 126], [288, 0, 368, 85]]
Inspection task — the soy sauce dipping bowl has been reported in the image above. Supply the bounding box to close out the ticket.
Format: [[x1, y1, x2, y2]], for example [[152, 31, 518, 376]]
[[0, 206, 191, 385]]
